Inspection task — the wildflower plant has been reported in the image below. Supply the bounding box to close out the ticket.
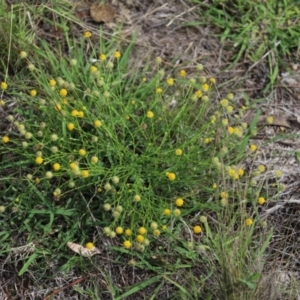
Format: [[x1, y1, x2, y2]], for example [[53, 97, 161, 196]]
[[0, 22, 277, 298]]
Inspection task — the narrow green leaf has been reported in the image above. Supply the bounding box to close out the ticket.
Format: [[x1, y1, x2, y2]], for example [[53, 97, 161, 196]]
[[18, 252, 38, 276]]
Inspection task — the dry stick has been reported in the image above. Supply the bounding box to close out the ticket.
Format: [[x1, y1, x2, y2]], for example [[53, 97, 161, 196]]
[[43, 275, 90, 300]]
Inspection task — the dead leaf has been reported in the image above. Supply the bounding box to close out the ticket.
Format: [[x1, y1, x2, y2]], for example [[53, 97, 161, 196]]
[[67, 242, 101, 257], [90, 3, 115, 23]]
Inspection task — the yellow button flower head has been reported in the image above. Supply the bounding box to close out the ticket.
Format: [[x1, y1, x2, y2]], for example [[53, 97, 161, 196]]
[[163, 208, 171, 216], [1, 82, 8, 90], [115, 227, 123, 234], [228, 127, 234, 134], [114, 51, 121, 58], [245, 218, 253, 226], [30, 89, 37, 97], [156, 88, 163, 94], [167, 78, 174, 86], [93, 120, 102, 127], [173, 209, 181, 216], [146, 111, 154, 118], [175, 149, 183, 156], [202, 83, 209, 91], [84, 31, 92, 38], [2, 136, 9, 143], [257, 197, 266, 205], [81, 170, 89, 178], [59, 89, 67, 97], [67, 123, 75, 131], [90, 66, 97, 73], [53, 163, 61, 171], [136, 235, 144, 243], [133, 195, 141, 202], [49, 79, 56, 87], [153, 229, 160, 236], [193, 225, 202, 234], [20, 51, 27, 58], [77, 111, 84, 118], [175, 198, 184, 207], [71, 110, 79, 117], [250, 144, 257, 152], [85, 242, 94, 249], [179, 70, 187, 77], [166, 172, 176, 181], [125, 229, 132, 236], [79, 149, 86, 156], [99, 54, 107, 61], [91, 156, 98, 164], [35, 157, 43, 165], [123, 240, 131, 249], [138, 227, 147, 235]]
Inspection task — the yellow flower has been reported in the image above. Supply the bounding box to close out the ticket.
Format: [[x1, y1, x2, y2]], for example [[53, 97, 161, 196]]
[[156, 88, 163, 94], [212, 183, 217, 189], [146, 111, 154, 118], [245, 218, 253, 226], [99, 54, 107, 61], [69, 162, 78, 170], [275, 170, 282, 177], [257, 197, 266, 205], [226, 93, 234, 100], [138, 227, 147, 235], [125, 229, 132, 236], [163, 208, 171, 216], [179, 70, 187, 77], [79, 149, 86, 156], [167, 78, 174, 85], [19, 51, 27, 58], [71, 110, 79, 117], [30, 89, 37, 97], [2, 136, 9, 143], [93, 120, 102, 128], [81, 170, 89, 178], [193, 90, 203, 99], [114, 51, 121, 58], [220, 192, 228, 199], [153, 229, 161, 236], [175, 198, 184, 207], [133, 195, 141, 202], [238, 168, 244, 176], [59, 89, 67, 97], [162, 225, 167, 231], [228, 127, 234, 134], [85, 242, 94, 249], [55, 103, 62, 111], [91, 156, 98, 164], [90, 66, 98, 73], [84, 31, 92, 38], [220, 99, 229, 107], [175, 149, 183, 156], [173, 209, 181, 216], [222, 119, 228, 126], [209, 77, 216, 84], [35, 157, 43, 165], [123, 240, 131, 249], [67, 123, 75, 131], [202, 83, 209, 91], [266, 116, 274, 124], [166, 172, 176, 181], [193, 226, 202, 234], [53, 163, 61, 171], [1, 82, 8, 90], [257, 164, 266, 173], [77, 111, 84, 118], [250, 144, 257, 152], [136, 235, 144, 243], [115, 227, 123, 234], [49, 79, 56, 87]]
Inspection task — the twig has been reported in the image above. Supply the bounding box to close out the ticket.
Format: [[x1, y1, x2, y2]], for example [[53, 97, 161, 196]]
[[43, 275, 90, 300]]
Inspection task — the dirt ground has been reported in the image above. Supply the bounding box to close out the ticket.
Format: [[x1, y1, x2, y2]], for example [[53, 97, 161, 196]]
[[2, 0, 300, 299]]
